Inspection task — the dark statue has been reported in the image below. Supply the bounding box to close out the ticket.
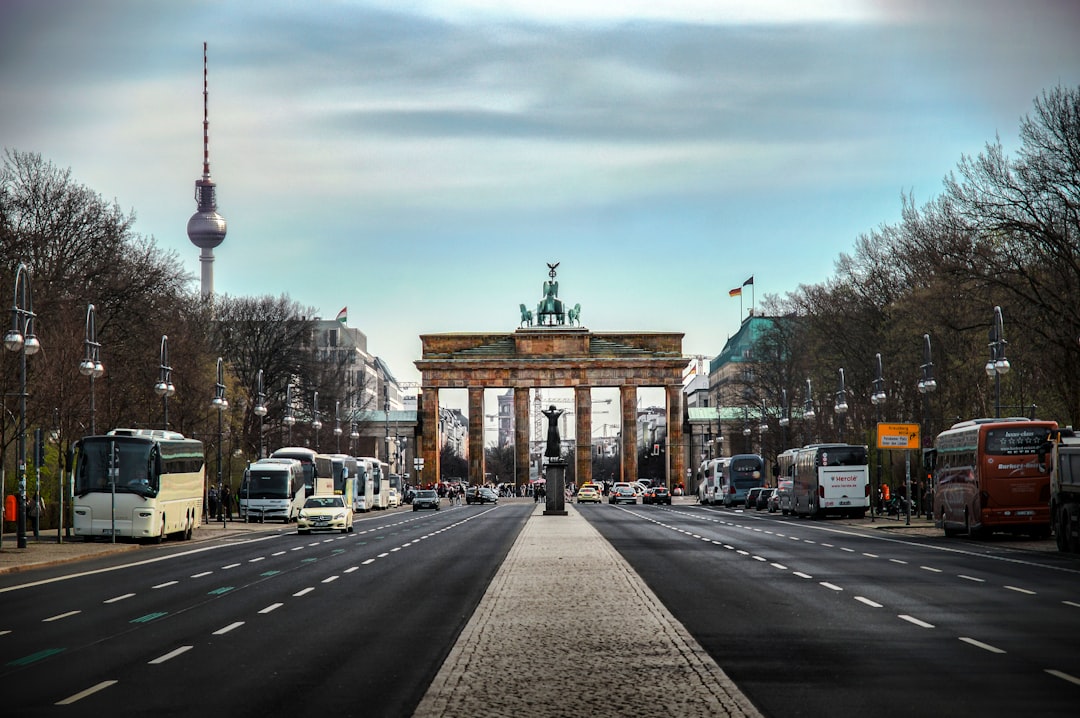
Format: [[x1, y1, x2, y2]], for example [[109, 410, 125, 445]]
[[542, 404, 564, 458]]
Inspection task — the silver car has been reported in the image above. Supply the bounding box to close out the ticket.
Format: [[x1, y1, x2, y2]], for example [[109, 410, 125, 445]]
[[412, 489, 441, 511]]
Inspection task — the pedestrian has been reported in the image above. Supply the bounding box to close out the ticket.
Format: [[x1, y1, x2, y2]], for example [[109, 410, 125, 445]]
[[221, 485, 232, 520]]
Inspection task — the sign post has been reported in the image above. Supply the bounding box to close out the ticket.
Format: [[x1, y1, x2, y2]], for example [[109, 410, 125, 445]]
[[877, 423, 920, 525]]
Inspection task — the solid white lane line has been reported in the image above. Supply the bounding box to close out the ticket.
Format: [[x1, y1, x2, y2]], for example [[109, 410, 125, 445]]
[[56, 680, 118, 705], [213, 621, 244, 635], [104, 593, 136, 604], [898, 615, 934, 628], [959, 637, 1005, 654], [149, 645, 194, 664]]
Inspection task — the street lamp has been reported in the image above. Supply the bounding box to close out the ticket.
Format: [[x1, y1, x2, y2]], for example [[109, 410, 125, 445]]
[[211, 357, 229, 526], [334, 400, 342, 453], [311, 390, 322, 450], [350, 420, 359, 454], [283, 383, 296, 444], [154, 334, 176, 430], [985, 306, 1010, 418], [834, 368, 849, 442], [5, 263, 41, 549], [253, 369, 267, 459], [742, 406, 752, 453], [757, 411, 768, 459], [870, 353, 887, 521], [918, 334, 938, 519], [79, 303, 105, 435], [802, 378, 816, 420]]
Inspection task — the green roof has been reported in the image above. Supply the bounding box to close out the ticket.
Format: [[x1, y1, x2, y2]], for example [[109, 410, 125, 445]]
[[710, 316, 776, 374]]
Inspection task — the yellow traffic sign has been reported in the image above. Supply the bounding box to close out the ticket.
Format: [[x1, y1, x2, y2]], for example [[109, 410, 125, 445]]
[[877, 422, 920, 450]]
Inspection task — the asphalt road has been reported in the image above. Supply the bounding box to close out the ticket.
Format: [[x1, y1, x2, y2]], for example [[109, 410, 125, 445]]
[[0, 502, 533, 718], [580, 502, 1080, 718]]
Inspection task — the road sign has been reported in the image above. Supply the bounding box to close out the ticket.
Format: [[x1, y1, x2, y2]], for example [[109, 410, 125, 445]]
[[876, 423, 920, 450]]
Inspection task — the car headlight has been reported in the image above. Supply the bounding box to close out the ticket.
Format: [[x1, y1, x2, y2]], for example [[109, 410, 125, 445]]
[[334, 512, 345, 520]]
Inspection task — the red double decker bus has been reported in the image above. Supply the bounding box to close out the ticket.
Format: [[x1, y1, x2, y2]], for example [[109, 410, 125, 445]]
[[930, 418, 1057, 538]]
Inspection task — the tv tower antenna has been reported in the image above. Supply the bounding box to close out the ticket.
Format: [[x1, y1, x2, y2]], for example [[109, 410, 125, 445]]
[[187, 41, 227, 299]]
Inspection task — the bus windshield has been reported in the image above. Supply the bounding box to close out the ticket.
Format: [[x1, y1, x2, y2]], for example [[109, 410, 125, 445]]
[[241, 469, 292, 499], [817, 447, 867, 466], [75, 438, 157, 497], [728, 459, 763, 488]]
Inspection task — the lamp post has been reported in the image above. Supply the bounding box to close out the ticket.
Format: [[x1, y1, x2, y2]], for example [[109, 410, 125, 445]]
[[283, 383, 295, 444], [5, 263, 41, 549], [757, 411, 769, 462], [742, 406, 752, 453], [870, 353, 887, 520], [253, 369, 267, 459], [334, 400, 342, 453], [834, 368, 849, 442], [803, 378, 816, 445], [918, 334, 938, 518], [350, 421, 359, 455], [212, 357, 229, 526], [986, 306, 1010, 418], [79, 303, 105, 435], [311, 390, 322, 450], [778, 389, 790, 453], [154, 335, 176, 430]]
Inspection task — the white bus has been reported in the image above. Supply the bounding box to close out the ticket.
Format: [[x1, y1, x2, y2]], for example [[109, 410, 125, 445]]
[[698, 458, 728, 505], [775, 448, 798, 515], [315, 453, 357, 507], [72, 429, 204, 542], [270, 446, 318, 496], [353, 456, 376, 512], [792, 443, 869, 519], [356, 457, 390, 509], [239, 458, 306, 523], [721, 454, 766, 507]]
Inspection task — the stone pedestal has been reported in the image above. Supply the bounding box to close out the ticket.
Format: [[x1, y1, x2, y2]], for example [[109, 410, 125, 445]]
[[543, 461, 568, 516]]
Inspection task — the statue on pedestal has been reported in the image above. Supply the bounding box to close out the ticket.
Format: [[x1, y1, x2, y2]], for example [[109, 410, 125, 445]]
[[542, 405, 564, 458]]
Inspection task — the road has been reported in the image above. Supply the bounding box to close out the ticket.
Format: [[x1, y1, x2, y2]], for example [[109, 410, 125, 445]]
[[581, 502, 1080, 718], [0, 502, 532, 718]]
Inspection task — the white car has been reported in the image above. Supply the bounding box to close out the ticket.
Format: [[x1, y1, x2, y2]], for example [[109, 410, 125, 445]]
[[297, 495, 354, 534], [388, 487, 401, 508]]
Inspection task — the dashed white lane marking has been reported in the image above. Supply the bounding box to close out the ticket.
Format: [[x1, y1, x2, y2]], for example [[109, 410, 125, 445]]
[[191, 571, 212, 578], [43, 610, 80, 622], [959, 575, 985, 582], [259, 603, 283, 614], [1064, 600, 1080, 608], [213, 621, 244, 635], [104, 593, 135, 604], [322, 576, 339, 584], [1004, 585, 1036, 595], [362, 558, 375, 565], [293, 587, 315, 597], [149, 645, 194, 664], [920, 566, 942, 573], [1045, 669, 1080, 686], [898, 615, 934, 628], [152, 581, 178, 589], [56, 680, 118, 705], [855, 596, 883, 608], [221, 563, 241, 570], [959, 637, 1005, 654], [793, 572, 813, 579], [820, 582, 843, 592]]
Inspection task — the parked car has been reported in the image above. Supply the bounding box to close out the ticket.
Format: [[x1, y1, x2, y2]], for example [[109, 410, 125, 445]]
[[756, 487, 776, 510], [297, 495, 353, 535], [644, 486, 671, 505], [767, 488, 782, 513], [387, 487, 401, 508], [576, 486, 602, 503], [744, 487, 766, 509], [609, 485, 637, 504], [412, 489, 441, 511]]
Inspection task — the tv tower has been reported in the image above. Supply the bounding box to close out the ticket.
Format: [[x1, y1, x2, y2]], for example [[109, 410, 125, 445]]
[[187, 41, 227, 299]]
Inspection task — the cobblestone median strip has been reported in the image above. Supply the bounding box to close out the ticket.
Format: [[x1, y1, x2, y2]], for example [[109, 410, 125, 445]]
[[413, 505, 763, 718]]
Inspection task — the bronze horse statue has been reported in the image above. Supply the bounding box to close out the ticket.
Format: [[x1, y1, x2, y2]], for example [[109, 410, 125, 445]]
[[519, 304, 534, 327]]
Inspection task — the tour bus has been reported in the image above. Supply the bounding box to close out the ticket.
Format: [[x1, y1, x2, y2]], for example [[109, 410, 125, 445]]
[[238, 458, 306, 523], [269, 446, 318, 496], [356, 456, 390, 509], [72, 429, 204, 542], [721, 454, 766, 508], [791, 443, 870, 518], [697, 458, 727, 505], [353, 456, 376, 512], [930, 417, 1057, 538], [314, 453, 357, 507], [775, 448, 798, 515]]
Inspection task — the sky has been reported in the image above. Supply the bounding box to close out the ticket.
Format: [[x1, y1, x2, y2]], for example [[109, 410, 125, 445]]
[[2, 0, 1078, 395]]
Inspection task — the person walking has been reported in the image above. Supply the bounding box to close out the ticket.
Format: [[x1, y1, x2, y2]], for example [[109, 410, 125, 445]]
[[221, 484, 232, 521]]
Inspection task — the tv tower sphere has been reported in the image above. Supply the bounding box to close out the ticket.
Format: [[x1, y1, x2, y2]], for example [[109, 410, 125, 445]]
[[188, 42, 227, 298]]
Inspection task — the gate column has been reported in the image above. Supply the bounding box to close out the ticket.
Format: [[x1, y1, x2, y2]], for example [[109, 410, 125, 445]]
[[514, 387, 530, 489], [575, 385, 592, 486], [420, 386, 440, 488], [666, 383, 685, 490], [620, 385, 637, 483], [468, 386, 485, 484]]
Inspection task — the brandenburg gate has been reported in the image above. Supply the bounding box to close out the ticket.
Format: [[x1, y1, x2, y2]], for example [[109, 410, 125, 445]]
[[415, 265, 686, 489]]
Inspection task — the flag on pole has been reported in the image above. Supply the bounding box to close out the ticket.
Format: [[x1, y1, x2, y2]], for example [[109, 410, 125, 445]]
[[743, 275, 754, 286], [728, 287, 742, 297], [335, 306, 347, 324]]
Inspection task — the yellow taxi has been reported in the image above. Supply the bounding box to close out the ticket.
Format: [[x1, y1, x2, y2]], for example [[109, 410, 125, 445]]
[[297, 495, 354, 534], [576, 485, 602, 503]]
